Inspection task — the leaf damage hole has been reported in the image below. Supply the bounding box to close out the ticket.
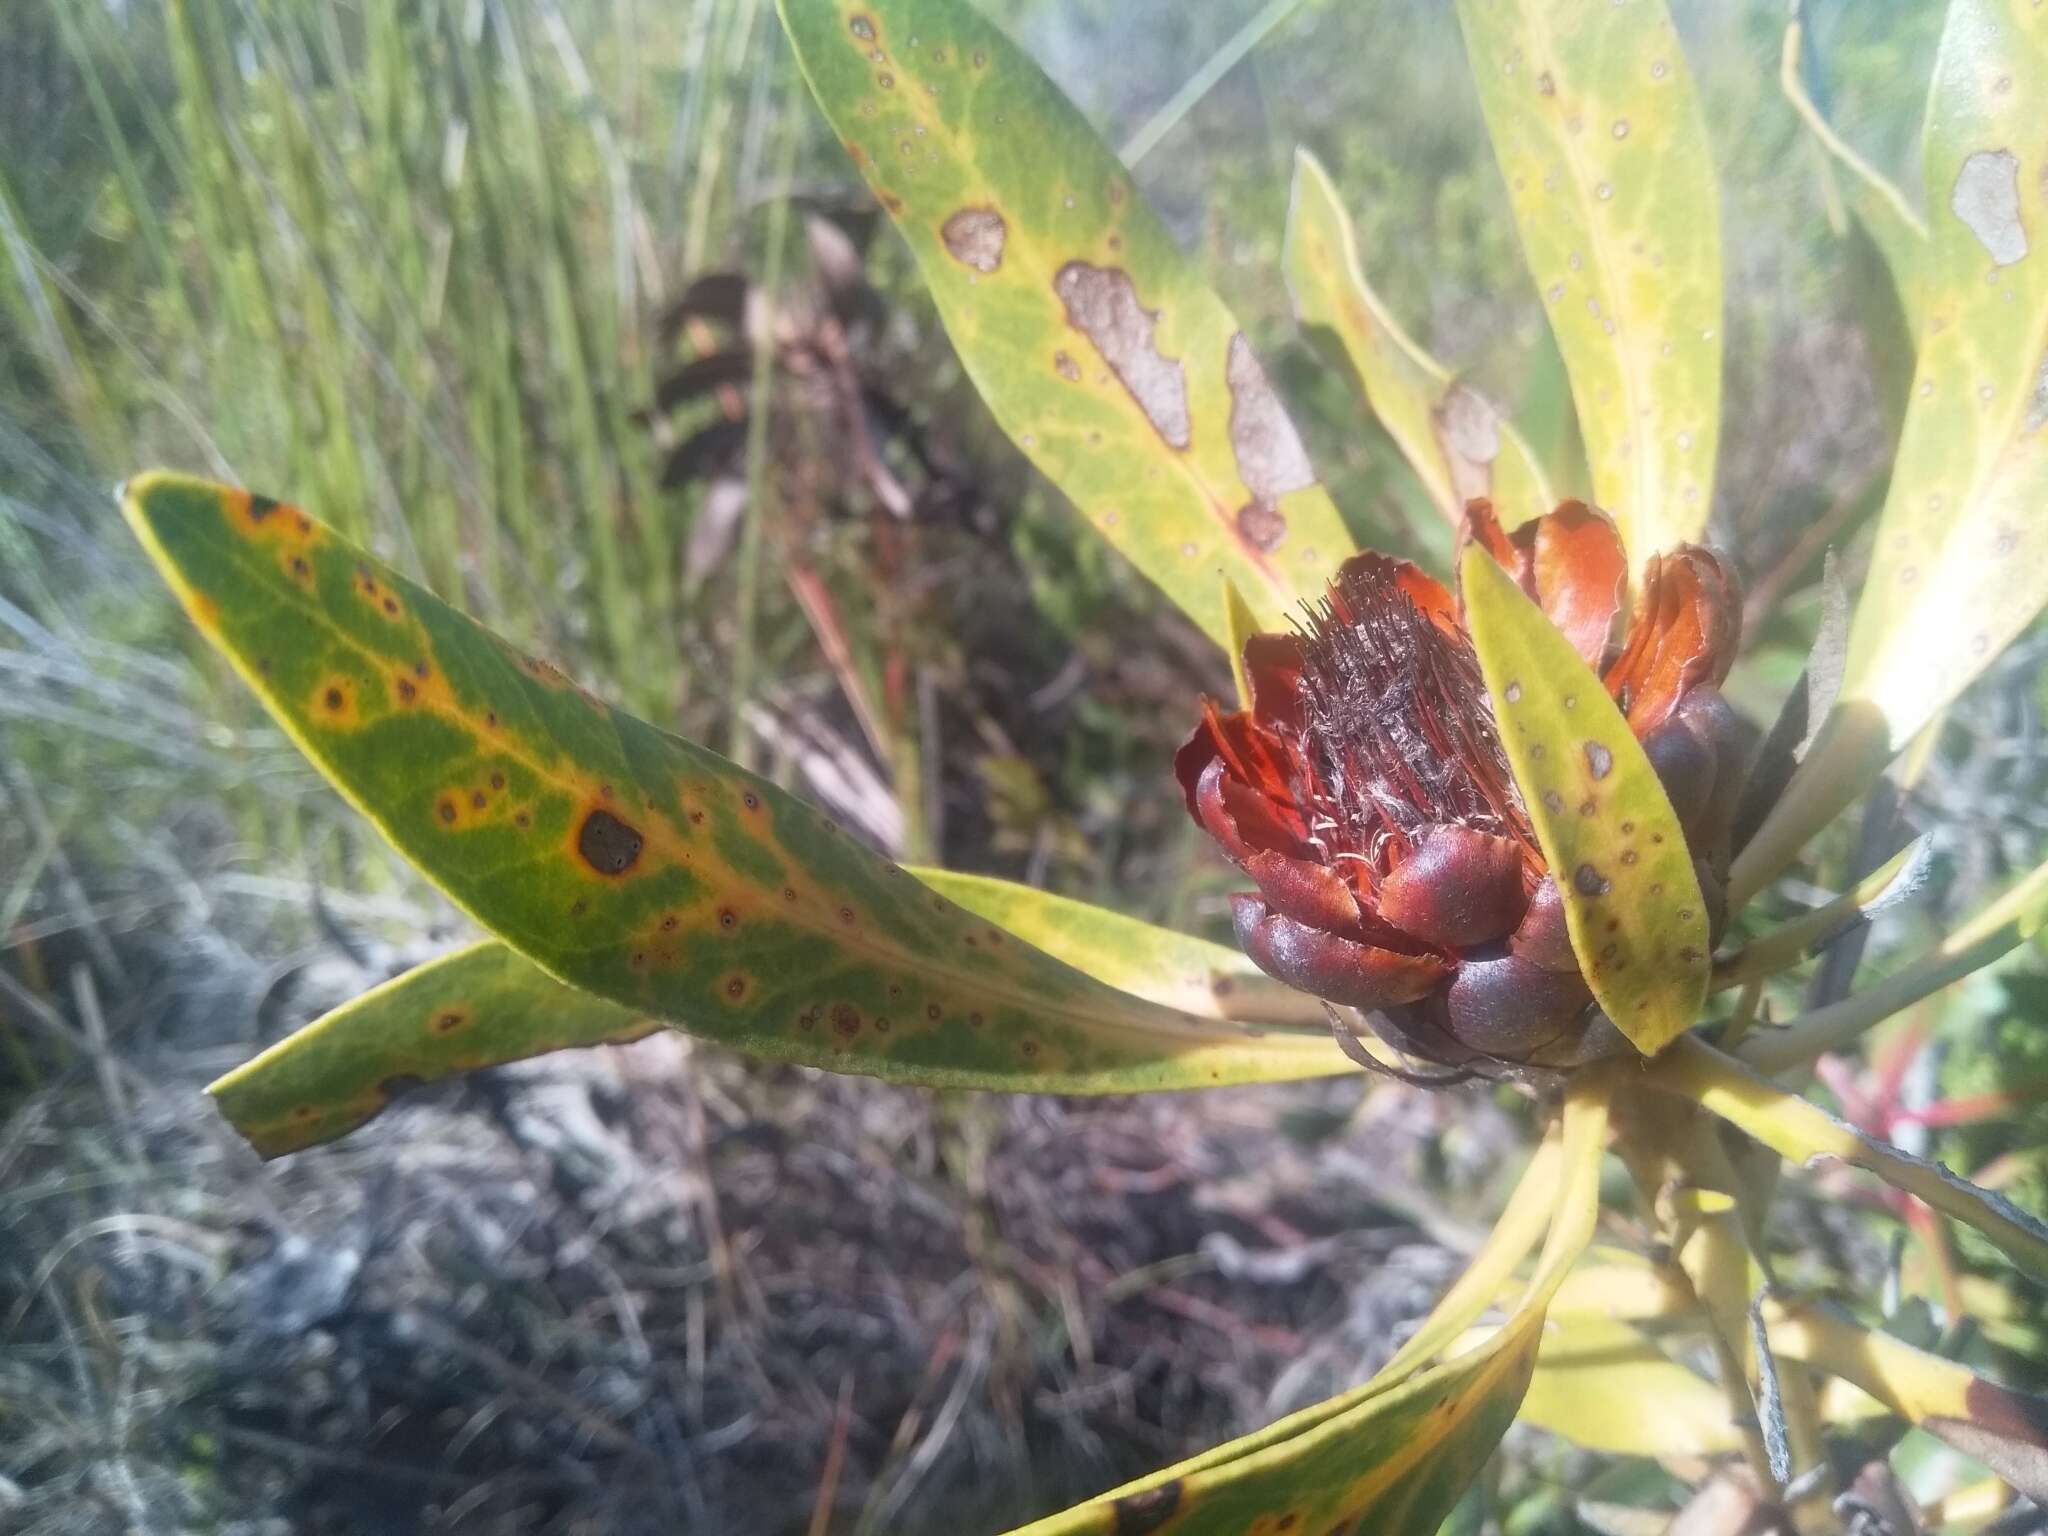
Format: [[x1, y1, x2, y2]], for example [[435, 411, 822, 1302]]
[[941, 207, 1006, 273], [1584, 741, 1613, 779], [578, 808, 644, 875], [1052, 261, 1191, 449], [1573, 862, 1611, 897]]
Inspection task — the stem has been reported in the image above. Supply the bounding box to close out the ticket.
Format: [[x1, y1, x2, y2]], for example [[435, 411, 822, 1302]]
[[1713, 837, 1931, 991], [1741, 857, 2048, 1075]]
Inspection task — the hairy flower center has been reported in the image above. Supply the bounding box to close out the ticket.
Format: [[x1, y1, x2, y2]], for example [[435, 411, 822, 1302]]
[[1289, 562, 1531, 877]]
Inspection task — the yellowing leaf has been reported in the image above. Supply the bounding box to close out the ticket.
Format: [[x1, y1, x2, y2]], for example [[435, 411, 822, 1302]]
[[1455, 0, 1722, 568], [211, 941, 657, 1157], [1002, 1072, 1615, 1535], [125, 472, 1354, 1115], [777, 0, 1359, 645], [910, 868, 1325, 1029], [1510, 1315, 1746, 1458], [1285, 148, 1556, 528], [1766, 1298, 2048, 1500], [1460, 546, 1708, 1054], [1738, 1, 2048, 899]]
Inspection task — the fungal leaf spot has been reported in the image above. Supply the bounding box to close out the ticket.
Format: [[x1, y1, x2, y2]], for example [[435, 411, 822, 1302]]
[[1053, 262, 1191, 449], [577, 808, 644, 876], [1225, 332, 1316, 507], [941, 207, 1005, 273], [1952, 149, 2028, 266]]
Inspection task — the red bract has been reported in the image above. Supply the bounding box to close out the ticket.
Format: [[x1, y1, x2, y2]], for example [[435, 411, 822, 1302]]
[[1176, 501, 1745, 1076]]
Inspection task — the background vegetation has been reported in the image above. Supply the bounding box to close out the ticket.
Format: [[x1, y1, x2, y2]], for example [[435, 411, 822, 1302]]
[[2, 1, 2041, 1531]]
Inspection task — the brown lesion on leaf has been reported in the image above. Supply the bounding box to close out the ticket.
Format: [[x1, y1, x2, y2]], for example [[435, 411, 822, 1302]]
[[354, 563, 405, 620], [1112, 1479, 1182, 1533], [309, 675, 362, 729], [1053, 262, 1191, 449], [1053, 350, 1081, 382], [234, 488, 323, 552], [940, 207, 1006, 273], [576, 807, 645, 876], [430, 1006, 471, 1036], [722, 973, 751, 1003], [1224, 334, 1315, 544], [1236, 502, 1287, 552]]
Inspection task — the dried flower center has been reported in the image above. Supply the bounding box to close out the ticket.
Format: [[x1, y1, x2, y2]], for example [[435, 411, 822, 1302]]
[[1289, 562, 1531, 878]]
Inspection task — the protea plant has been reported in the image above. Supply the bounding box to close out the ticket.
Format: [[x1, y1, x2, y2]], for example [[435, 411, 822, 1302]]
[[1180, 501, 1747, 1078], [122, 0, 2048, 1530]]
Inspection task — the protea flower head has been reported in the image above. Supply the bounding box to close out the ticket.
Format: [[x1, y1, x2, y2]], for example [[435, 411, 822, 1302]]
[[1176, 501, 1745, 1078]]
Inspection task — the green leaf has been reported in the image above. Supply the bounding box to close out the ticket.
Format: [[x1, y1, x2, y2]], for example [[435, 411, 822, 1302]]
[[1459, 545, 1708, 1054], [1285, 147, 1557, 529], [1649, 1036, 2048, 1279], [1779, 5, 1929, 336], [210, 941, 657, 1158], [910, 868, 1324, 1029], [775, 0, 1359, 645], [1454, 0, 1722, 568], [123, 472, 1354, 1102], [1001, 1073, 1614, 1535], [216, 871, 1328, 1158], [1738, 1, 2048, 900]]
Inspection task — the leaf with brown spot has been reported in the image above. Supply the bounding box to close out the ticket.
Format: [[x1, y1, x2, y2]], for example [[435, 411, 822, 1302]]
[[1285, 148, 1556, 529], [1454, 0, 1722, 568], [775, 0, 1359, 645], [209, 941, 660, 1157], [1460, 545, 1708, 1054], [1737, 0, 2048, 903], [122, 473, 1367, 1147]]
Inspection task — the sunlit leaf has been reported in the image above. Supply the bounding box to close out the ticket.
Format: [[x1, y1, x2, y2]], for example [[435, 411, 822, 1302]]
[[210, 941, 657, 1157], [1221, 575, 1260, 712], [1460, 545, 1708, 1053], [218, 869, 1336, 1158], [1766, 1297, 2048, 1500], [125, 472, 1356, 1109], [910, 868, 1324, 1029], [777, 0, 1359, 646], [1649, 1036, 2048, 1278], [1508, 1315, 1746, 1458], [1738, 1, 2048, 899], [1454, 0, 1722, 567], [1003, 1074, 1614, 1535], [1285, 148, 1556, 529]]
